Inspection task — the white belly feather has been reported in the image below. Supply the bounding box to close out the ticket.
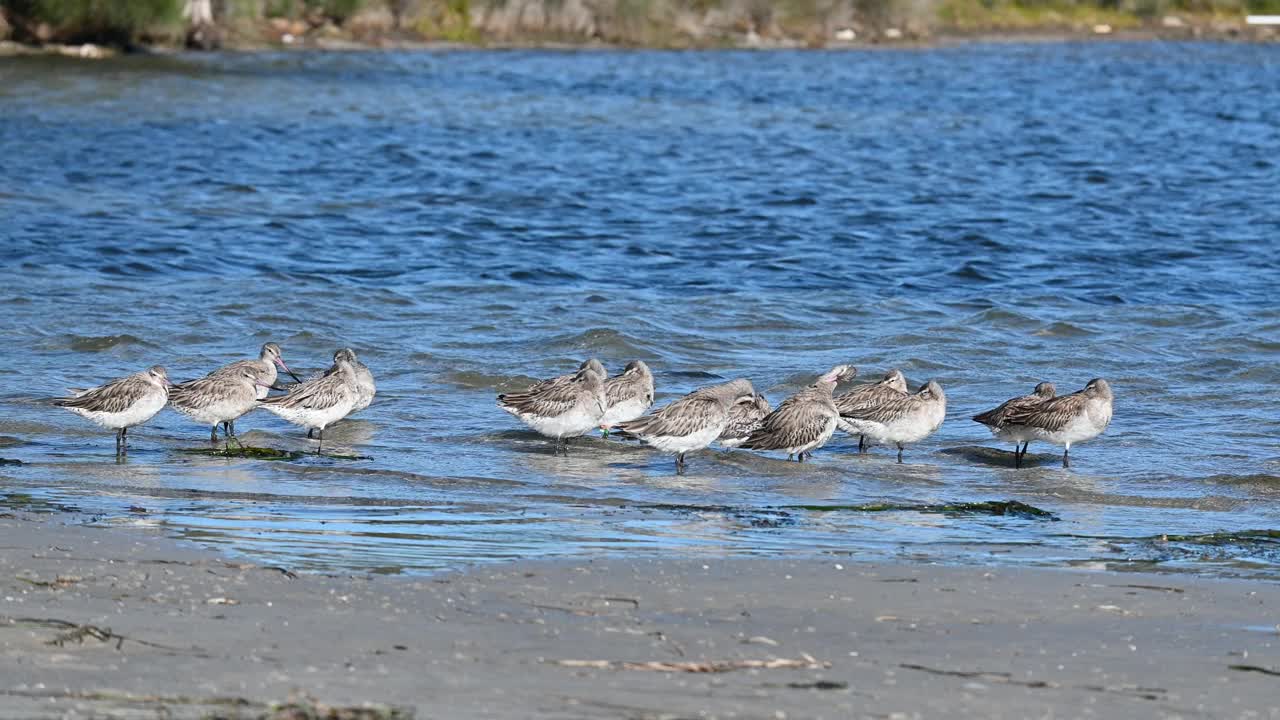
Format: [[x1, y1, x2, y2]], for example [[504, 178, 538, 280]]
[[69, 392, 167, 431], [521, 404, 601, 440], [641, 424, 723, 454]]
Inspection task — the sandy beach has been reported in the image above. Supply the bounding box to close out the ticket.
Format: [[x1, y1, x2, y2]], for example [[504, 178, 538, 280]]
[[0, 510, 1275, 719]]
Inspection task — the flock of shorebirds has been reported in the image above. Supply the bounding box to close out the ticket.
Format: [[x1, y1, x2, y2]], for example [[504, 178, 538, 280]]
[[54, 343, 375, 456], [498, 360, 1114, 473], [53, 346, 1113, 472]]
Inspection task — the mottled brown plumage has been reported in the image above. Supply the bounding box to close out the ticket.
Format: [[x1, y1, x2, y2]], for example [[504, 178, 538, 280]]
[[741, 364, 855, 461], [999, 379, 1113, 468], [210, 342, 301, 398], [600, 360, 655, 432], [835, 369, 908, 452], [259, 357, 359, 452], [617, 378, 754, 473], [973, 381, 1056, 467], [55, 366, 171, 457], [170, 366, 266, 445], [497, 360, 607, 454], [836, 380, 946, 463], [719, 393, 772, 449]]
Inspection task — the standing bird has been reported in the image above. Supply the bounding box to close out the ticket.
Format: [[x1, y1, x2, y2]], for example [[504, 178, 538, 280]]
[[837, 380, 947, 463], [198, 342, 303, 441], [169, 366, 272, 448], [321, 348, 376, 415], [718, 393, 772, 449], [212, 342, 302, 400], [617, 378, 756, 473], [972, 381, 1056, 468], [55, 366, 172, 457], [497, 359, 607, 455], [257, 354, 359, 453], [998, 378, 1113, 469], [599, 360, 655, 436], [741, 365, 857, 462], [835, 369, 908, 453]]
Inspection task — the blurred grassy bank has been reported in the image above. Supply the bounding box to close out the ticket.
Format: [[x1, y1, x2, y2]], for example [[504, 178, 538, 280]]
[[0, 0, 1277, 50]]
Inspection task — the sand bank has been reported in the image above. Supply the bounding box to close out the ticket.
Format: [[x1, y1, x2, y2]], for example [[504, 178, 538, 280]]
[[0, 511, 1277, 719]]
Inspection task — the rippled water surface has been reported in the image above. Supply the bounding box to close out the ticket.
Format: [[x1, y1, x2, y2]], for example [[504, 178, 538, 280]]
[[1, 44, 1279, 578]]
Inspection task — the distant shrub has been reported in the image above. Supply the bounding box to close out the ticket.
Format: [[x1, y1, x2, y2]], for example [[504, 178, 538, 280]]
[[259, 0, 366, 21], [2, 0, 180, 43], [413, 0, 476, 40], [314, 0, 363, 23]]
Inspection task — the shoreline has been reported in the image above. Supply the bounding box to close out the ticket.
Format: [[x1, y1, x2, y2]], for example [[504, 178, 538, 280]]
[[0, 23, 1276, 60], [2, 510, 1277, 718]]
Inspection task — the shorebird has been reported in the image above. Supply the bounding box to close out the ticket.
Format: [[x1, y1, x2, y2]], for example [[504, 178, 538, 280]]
[[999, 378, 1112, 468], [54, 366, 172, 457], [837, 379, 946, 463], [321, 348, 376, 415], [257, 354, 359, 453], [835, 369, 908, 453], [170, 366, 272, 448], [497, 359, 607, 455], [972, 381, 1057, 468], [740, 365, 856, 462], [718, 392, 772, 449], [617, 378, 756, 473], [599, 360, 654, 436], [212, 342, 302, 399]]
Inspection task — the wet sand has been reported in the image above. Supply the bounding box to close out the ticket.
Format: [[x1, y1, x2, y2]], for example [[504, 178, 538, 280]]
[[0, 511, 1277, 719]]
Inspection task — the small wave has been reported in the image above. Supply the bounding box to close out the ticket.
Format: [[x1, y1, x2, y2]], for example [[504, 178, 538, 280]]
[[947, 261, 999, 283], [970, 308, 1041, 328], [66, 334, 152, 352], [1205, 474, 1280, 489], [446, 370, 535, 391], [508, 268, 586, 284], [545, 327, 653, 359], [1033, 322, 1095, 338]]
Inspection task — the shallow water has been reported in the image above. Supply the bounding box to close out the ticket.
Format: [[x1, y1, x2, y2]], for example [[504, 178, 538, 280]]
[[1, 44, 1279, 578]]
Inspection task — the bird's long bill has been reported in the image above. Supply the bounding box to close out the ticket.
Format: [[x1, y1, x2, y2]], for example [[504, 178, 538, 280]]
[[276, 358, 303, 383]]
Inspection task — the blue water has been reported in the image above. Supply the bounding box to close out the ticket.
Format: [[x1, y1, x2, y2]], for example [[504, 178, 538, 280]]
[[1, 43, 1279, 577]]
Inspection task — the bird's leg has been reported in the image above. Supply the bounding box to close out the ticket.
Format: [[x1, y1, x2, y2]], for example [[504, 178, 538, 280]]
[[1014, 443, 1022, 469], [316, 428, 323, 455], [798, 451, 806, 463], [115, 428, 123, 456], [228, 419, 236, 437], [121, 426, 128, 455], [858, 435, 865, 453], [896, 443, 904, 464], [562, 438, 571, 456], [307, 428, 315, 440], [787, 453, 794, 462], [1062, 446, 1070, 469], [675, 452, 685, 475], [210, 425, 219, 443]]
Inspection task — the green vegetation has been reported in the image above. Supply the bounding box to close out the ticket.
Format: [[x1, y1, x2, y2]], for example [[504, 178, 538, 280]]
[[412, 0, 477, 43], [2, 0, 179, 43], [178, 445, 372, 461], [938, 0, 1141, 29], [0, 0, 1273, 48]]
